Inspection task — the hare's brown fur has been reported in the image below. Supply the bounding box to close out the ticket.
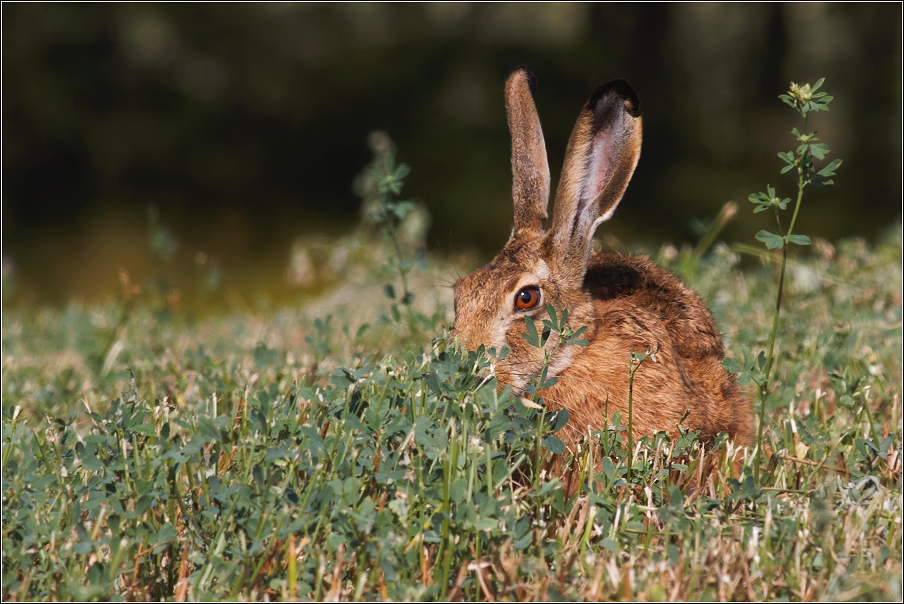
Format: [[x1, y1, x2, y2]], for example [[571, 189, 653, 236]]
[[545, 252, 751, 449], [453, 67, 752, 457]]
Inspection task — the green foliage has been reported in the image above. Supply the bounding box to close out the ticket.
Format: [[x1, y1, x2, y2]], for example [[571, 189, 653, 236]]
[[0, 329, 706, 600], [3, 225, 901, 601]]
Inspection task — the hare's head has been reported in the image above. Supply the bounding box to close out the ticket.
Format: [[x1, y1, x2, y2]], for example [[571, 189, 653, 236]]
[[453, 68, 643, 392]]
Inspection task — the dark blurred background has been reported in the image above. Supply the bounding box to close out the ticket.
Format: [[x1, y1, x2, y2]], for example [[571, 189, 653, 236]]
[[3, 3, 901, 305]]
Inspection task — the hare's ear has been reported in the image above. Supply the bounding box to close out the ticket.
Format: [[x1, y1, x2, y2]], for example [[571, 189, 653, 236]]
[[505, 67, 550, 238], [549, 80, 642, 272]]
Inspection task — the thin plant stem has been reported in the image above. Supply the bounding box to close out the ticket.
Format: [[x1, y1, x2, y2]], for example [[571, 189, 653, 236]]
[[383, 217, 417, 331], [754, 115, 808, 481], [627, 355, 644, 482]]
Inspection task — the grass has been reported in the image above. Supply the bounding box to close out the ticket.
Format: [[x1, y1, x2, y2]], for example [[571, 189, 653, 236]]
[[2, 218, 901, 601]]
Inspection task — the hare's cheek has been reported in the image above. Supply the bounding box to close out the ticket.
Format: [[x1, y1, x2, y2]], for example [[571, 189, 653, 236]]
[[494, 357, 530, 393], [547, 345, 579, 379], [480, 314, 511, 352]]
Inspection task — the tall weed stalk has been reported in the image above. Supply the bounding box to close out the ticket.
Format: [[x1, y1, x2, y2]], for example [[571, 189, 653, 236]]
[[726, 79, 841, 478]]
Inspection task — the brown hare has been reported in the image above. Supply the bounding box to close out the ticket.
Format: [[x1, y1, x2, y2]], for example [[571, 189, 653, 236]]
[[453, 68, 753, 463]]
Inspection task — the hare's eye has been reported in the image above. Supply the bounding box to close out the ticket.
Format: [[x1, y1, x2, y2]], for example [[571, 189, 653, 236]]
[[514, 286, 540, 311]]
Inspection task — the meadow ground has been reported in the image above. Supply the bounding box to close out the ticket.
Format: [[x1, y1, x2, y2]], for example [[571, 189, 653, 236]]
[[2, 223, 901, 601]]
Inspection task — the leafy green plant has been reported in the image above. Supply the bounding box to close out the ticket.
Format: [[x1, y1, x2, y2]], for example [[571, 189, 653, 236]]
[[726, 78, 842, 478], [355, 133, 431, 338]]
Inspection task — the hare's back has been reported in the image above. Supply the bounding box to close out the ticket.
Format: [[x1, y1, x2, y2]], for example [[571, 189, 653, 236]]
[[584, 251, 726, 362], [580, 251, 751, 442]]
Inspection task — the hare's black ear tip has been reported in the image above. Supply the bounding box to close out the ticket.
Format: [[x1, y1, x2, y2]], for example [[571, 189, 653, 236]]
[[507, 65, 537, 96], [588, 79, 641, 116]]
